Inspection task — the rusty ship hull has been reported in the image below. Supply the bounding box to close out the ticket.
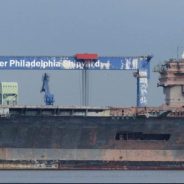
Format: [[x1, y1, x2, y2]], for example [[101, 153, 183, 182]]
[[0, 106, 184, 170]]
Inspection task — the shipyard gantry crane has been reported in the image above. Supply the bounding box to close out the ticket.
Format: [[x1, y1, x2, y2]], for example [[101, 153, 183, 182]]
[[0, 54, 152, 107]]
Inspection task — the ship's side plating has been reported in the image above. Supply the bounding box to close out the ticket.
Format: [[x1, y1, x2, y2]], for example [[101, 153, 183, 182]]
[[0, 106, 184, 169]]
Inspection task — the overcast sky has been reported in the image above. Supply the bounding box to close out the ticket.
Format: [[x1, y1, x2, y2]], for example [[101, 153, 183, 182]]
[[0, 0, 184, 107]]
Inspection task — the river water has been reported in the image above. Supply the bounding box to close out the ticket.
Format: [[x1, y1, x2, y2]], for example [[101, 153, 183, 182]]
[[0, 170, 184, 183]]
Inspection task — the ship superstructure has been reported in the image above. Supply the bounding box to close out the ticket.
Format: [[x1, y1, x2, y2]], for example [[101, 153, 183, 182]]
[[155, 58, 184, 107]]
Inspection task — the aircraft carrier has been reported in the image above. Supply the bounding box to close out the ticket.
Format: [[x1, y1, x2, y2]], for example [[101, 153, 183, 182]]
[[0, 57, 184, 170]]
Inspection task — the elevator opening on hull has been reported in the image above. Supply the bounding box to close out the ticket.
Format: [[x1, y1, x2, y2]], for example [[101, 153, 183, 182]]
[[115, 132, 170, 141]]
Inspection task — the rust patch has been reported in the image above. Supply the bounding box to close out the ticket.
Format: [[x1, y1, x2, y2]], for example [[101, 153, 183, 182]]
[[89, 129, 97, 145]]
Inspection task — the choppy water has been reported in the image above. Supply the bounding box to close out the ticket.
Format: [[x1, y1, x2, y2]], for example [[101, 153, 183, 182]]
[[0, 171, 184, 183]]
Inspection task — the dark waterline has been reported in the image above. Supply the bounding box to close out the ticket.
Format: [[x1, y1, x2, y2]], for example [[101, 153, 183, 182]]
[[0, 170, 184, 183]]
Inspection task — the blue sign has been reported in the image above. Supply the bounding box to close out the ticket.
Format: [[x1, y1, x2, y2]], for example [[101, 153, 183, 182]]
[[0, 56, 151, 70]]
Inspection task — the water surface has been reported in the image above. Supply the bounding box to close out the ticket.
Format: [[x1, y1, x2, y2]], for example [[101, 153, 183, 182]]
[[0, 170, 184, 183]]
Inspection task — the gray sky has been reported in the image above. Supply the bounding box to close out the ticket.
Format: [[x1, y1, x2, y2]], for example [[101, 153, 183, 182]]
[[0, 0, 184, 106]]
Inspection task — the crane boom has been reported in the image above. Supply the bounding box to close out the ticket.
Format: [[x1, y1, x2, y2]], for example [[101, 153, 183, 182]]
[[40, 73, 54, 105]]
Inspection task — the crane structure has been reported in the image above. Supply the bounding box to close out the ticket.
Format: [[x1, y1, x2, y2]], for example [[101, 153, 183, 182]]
[[0, 54, 153, 107], [40, 73, 54, 105]]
